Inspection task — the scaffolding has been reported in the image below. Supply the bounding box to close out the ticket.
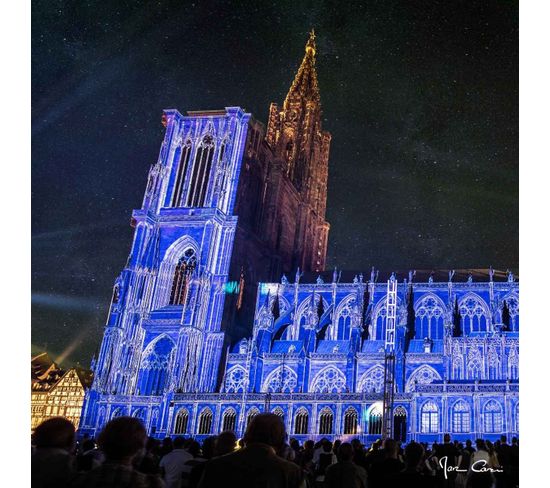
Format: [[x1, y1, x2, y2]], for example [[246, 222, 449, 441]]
[[382, 276, 397, 439]]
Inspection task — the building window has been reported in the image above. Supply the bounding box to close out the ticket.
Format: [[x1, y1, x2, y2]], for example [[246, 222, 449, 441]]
[[415, 294, 446, 340], [311, 367, 346, 394], [246, 408, 260, 428], [420, 401, 439, 433], [136, 336, 176, 396], [186, 134, 215, 207], [294, 409, 309, 435], [343, 408, 358, 435], [169, 249, 197, 306], [224, 366, 247, 393], [197, 409, 213, 435], [451, 400, 471, 433], [459, 294, 490, 334], [318, 408, 333, 435], [483, 400, 503, 433], [368, 405, 383, 435], [222, 409, 237, 432], [393, 407, 407, 442], [171, 140, 193, 207], [272, 407, 285, 421], [174, 409, 189, 434]]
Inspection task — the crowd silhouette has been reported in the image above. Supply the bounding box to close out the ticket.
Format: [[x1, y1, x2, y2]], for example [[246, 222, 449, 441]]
[[31, 414, 519, 488]]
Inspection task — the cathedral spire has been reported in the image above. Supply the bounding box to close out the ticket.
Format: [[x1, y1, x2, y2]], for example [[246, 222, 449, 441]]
[[284, 29, 320, 106]]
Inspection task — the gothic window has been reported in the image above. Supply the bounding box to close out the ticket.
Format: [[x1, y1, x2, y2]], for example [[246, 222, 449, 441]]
[[406, 366, 442, 392], [110, 407, 124, 420], [225, 366, 247, 393], [272, 407, 285, 421], [373, 304, 387, 341], [246, 408, 260, 428], [311, 367, 346, 393], [451, 400, 471, 433], [343, 408, 358, 435], [336, 297, 356, 341], [294, 408, 309, 435], [393, 406, 407, 442], [197, 408, 213, 435], [136, 336, 175, 396], [358, 365, 385, 393], [174, 409, 189, 434], [368, 404, 383, 435], [171, 139, 193, 207], [186, 134, 215, 207], [217, 139, 229, 197], [263, 367, 298, 393], [132, 408, 146, 423], [169, 249, 197, 305], [515, 403, 519, 433], [482, 400, 503, 433], [415, 294, 446, 340], [505, 296, 519, 331], [111, 284, 120, 304], [222, 408, 237, 432], [318, 407, 334, 435], [508, 347, 519, 380], [420, 401, 439, 434], [459, 294, 490, 334]]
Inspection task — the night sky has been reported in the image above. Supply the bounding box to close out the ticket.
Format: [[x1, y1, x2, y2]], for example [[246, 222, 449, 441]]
[[32, 0, 518, 367]]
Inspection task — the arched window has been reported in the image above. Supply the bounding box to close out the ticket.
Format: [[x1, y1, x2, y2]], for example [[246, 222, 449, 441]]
[[415, 294, 446, 340], [311, 367, 346, 393], [169, 248, 197, 305], [110, 407, 124, 419], [393, 406, 407, 442], [224, 366, 247, 393], [483, 400, 503, 433], [368, 404, 383, 435], [318, 408, 333, 435], [263, 367, 298, 393], [174, 409, 189, 434], [459, 294, 490, 334], [335, 296, 357, 341], [295, 408, 309, 435], [515, 403, 519, 433], [246, 408, 260, 428], [132, 408, 146, 423], [197, 408, 213, 435], [358, 365, 386, 393], [451, 400, 471, 433], [406, 366, 442, 392], [136, 336, 175, 396], [186, 134, 215, 207], [222, 408, 237, 432], [171, 139, 193, 207], [272, 407, 285, 421], [343, 408, 358, 435], [420, 401, 439, 433]]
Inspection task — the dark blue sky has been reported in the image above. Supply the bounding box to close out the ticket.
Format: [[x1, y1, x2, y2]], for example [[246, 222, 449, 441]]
[[32, 0, 518, 366]]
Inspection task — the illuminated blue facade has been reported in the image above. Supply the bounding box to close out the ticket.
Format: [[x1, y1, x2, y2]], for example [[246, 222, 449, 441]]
[[80, 34, 519, 443]]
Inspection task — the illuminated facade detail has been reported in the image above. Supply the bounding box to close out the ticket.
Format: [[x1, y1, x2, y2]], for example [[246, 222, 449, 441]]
[[31, 353, 92, 430], [79, 32, 519, 443]]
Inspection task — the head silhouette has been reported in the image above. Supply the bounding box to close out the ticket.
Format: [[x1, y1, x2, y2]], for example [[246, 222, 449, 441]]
[[243, 413, 286, 451], [33, 417, 75, 452], [98, 416, 147, 463]]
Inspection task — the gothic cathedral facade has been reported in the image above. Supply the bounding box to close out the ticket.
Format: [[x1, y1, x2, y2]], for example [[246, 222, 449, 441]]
[[80, 33, 519, 443]]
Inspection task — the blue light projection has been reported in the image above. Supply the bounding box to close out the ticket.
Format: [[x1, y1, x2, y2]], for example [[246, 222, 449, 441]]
[[79, 106, 519, 443]]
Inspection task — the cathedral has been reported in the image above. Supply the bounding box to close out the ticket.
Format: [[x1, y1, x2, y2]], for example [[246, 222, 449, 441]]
[[79, 32, 519, 443]]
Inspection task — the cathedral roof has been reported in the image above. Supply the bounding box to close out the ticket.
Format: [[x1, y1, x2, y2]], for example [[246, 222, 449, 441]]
[[284, 30, 320, 106]]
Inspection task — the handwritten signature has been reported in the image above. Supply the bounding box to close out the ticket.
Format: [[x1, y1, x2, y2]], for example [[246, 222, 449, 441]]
[[439, 456, 504, 479]]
